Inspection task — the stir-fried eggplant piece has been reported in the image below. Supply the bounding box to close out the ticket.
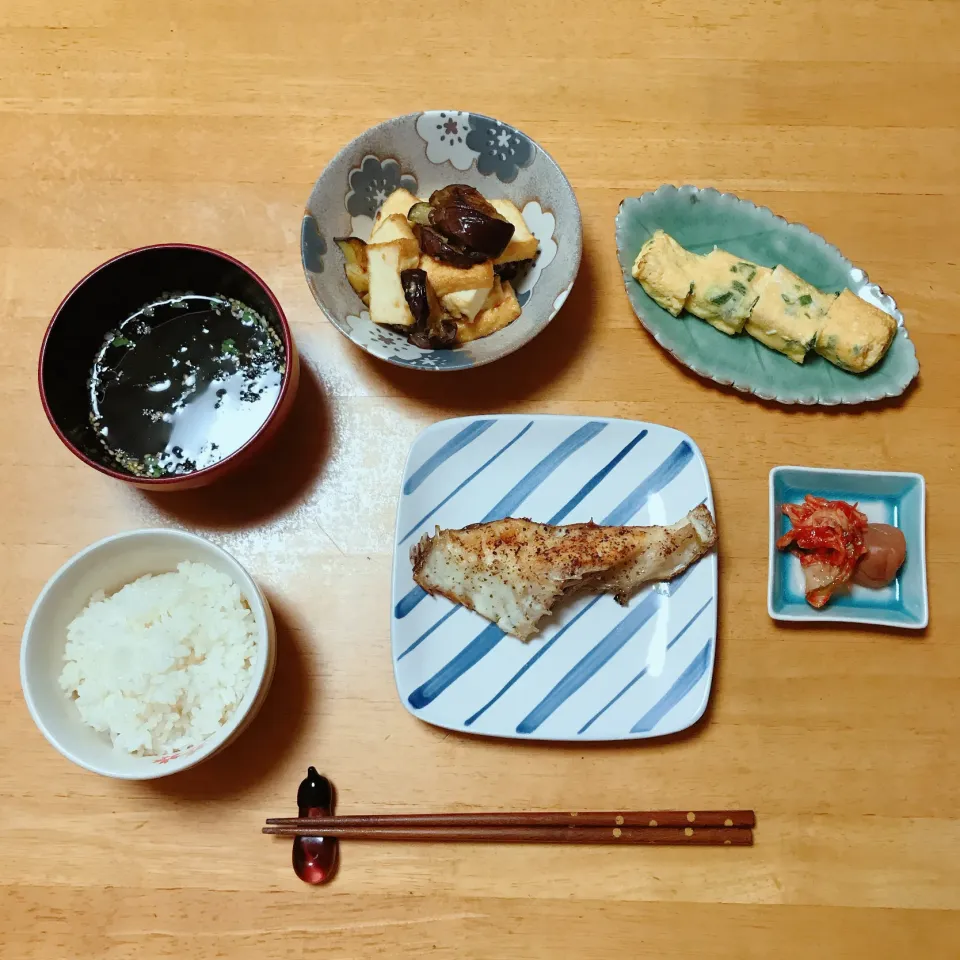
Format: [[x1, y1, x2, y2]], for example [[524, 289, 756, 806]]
[[431, 319, 458, 349], [401, 269, 431, 327], [407, 202, 432, 227], [428, 185, 499, 219], [409, 185, 515, 261], [432, 205, 514, 259], [408, 329, 433, 349], [335, 236, 368, 270], [415, 224, 488, 268], [335, 237, 369, 299], [409, 323, 457, 350], [494, 258, 534, 283], [423, 184, 514, 259], [401, 268, 458, 350]]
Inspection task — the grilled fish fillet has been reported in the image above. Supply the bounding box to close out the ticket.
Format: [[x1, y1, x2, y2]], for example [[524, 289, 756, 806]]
[[411, 505, 717, 640]]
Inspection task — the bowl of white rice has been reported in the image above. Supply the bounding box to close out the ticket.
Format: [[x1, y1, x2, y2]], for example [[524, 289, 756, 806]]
[[20, 529, 276, 779]]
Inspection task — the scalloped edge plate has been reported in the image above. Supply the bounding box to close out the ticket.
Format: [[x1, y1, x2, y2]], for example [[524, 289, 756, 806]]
[[615, 185, 920, 405]]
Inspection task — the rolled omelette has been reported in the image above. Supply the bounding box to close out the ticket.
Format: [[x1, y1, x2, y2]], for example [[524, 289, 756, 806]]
[[814, 288, 897, 373], [631, 230, 702, 316], [629, 230, 898, 374], [684, 249, 770, 336], [745, 264, 836, 364]]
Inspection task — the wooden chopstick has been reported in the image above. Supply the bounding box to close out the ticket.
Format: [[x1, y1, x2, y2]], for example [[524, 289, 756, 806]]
[[263, 810, 755, 847], [263, 824, 752, 845], [265, 810, 755, 830]]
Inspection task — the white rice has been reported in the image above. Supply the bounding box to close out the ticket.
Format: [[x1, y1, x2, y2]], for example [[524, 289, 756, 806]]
[[59, 561, 259, 756]]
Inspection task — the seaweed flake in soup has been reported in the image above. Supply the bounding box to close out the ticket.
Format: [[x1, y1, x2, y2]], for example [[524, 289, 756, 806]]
[[88, 294, 285, 477]]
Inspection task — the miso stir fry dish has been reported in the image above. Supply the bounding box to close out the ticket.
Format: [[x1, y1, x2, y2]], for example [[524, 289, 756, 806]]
[[336, 184, 540, 348]]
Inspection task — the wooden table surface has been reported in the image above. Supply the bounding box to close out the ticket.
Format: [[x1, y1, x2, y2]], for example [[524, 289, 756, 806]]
[[3, 1, 960, 957]]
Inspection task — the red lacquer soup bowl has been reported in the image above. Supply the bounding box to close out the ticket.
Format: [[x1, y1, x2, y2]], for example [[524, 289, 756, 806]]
[[39, 244, 299, 491]]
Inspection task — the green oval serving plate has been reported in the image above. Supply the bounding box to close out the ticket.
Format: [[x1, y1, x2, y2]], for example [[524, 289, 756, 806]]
[[615, 185, 920, 406]]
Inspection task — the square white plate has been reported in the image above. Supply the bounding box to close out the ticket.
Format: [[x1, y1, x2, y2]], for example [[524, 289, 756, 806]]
[[390, 415, 718, 741]]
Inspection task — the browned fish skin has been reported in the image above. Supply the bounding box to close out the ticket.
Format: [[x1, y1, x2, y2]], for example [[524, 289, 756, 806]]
[[410, 505, 717, 640]]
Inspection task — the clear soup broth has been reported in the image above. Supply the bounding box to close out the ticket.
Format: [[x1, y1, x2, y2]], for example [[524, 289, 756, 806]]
[[89, 294, 285, 477]]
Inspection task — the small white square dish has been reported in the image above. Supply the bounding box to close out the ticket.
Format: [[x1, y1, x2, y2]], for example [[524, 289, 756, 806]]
[[768, 466, 927, 628], [391, 415, 718, 741]]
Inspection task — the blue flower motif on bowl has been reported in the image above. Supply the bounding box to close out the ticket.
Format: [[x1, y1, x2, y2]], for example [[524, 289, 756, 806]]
[[415, 111, 476, 171], [342, 310, 477, 370], [465, 115, 534, 183], [345, 156, 418, 219], [400, 350, 475, 371], [300, 214, 326, 273]]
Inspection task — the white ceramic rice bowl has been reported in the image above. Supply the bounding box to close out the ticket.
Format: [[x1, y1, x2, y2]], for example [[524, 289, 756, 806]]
[[20, 528, 276, 779]]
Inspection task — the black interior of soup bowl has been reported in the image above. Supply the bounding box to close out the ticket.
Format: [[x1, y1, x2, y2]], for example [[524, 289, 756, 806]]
[[40, 245, 289, 478]]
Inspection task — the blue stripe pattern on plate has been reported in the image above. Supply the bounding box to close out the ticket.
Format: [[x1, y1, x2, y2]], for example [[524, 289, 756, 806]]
[[602, 441, 693, 525], [515, 591, 663, 733], [463, 597, 602, 726], [630, 639, 712, 733], [391, 416, 717, 741], [577, 596, 712, 734], [403, 419, 495, 495], [480, 420, 607, 521]]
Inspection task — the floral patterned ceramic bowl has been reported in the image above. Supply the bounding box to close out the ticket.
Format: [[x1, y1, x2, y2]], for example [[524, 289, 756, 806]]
[[302, 111, 582, 371]]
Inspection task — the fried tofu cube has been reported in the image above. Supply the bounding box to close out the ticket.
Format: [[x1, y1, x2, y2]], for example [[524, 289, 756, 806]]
[[745, 265, 834, 364], [441, 283, 494, 323], [479, 278, 505, 312], [490, 199, 539, 264], [371, 213, 414, 244], [420, 255, 495, 298], [368, 215, 419, 269], [457, 280, 522, 343], [814, 288, 897, 373], [371, 188, 420, 235], [367, 241, 416, 328], [631, 230, 702, 317], [686, 250, 770, 335]]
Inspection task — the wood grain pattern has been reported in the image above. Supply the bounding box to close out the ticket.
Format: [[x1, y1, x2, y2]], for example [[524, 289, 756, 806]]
[[2, 0, 960, 956]]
